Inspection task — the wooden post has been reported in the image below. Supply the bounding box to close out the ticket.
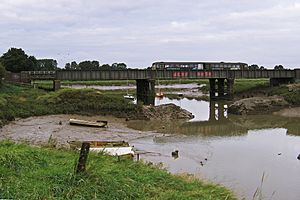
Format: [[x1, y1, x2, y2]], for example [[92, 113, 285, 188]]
[[53, 80, 61, 91], [76, 142, 90, 174], [136, 79, 155, 105]]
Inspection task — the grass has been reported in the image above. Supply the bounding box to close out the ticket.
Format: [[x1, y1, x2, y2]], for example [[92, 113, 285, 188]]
[[0, 84, 137, 127], [33, 79, 208, 88], [269, 84, 300, 104], [233, 79, 269, 93], [0, 140, 236, 200], [229, 79, 300, 105], [33, 78, 270, 94]]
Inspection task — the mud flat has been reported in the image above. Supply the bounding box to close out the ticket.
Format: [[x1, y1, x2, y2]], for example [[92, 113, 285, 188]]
[[0, 115, 158, 147], [273, 107, 300, 118], [228, 95, 289, 115]]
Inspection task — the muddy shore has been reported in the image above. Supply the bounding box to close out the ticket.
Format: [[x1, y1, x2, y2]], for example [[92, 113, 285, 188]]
[[0, 114, 159, 147], [1, 105, 299, 147], [273, 107, 300, 118]]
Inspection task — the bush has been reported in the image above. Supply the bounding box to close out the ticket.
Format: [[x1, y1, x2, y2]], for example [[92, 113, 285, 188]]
[[0, 62, 5, 85]]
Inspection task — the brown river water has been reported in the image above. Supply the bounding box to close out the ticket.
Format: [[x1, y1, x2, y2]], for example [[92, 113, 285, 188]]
[[1, 97, 300, 200]]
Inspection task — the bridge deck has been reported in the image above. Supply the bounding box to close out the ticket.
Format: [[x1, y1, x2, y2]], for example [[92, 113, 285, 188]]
[[26, 69, 299, 81]]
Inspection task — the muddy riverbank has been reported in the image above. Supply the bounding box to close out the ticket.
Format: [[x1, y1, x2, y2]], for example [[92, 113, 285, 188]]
[[0, 115, 159, 147], [228, 96, 289, 115], [1, 103, 300, 200]]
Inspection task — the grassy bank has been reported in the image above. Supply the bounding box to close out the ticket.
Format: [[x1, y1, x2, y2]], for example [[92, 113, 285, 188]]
[[34, 78, 268, 90], [0, 84, 137, 127], [269, 84, 300, 105], [231, 80, 300, 105], [233, 79, 269, 93], [34, 79, 208, 89], [0, 141, 236, 200]]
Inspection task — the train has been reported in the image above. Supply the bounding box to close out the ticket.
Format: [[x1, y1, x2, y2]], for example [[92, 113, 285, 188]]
[[151, 61, 248, 70]]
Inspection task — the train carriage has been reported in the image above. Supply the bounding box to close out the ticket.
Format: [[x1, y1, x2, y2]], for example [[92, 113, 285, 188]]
[[152, 61, 248, 70]]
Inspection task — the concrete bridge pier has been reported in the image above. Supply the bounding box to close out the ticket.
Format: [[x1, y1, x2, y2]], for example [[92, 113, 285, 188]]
[[209, 101, 216, 121], [53, 80, 61, 91], [136, 79, 155, 105], [270, 78, 295, 87], [217, 101, 225, 120], [209, 79, 216, 98], [226, 78, 234, 99], [217, 79, 225, 97], [210, 78, 234, 99], [209, 101, 227, 121]]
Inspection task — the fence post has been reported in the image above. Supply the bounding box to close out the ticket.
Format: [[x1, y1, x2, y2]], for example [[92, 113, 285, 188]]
[[76, 142, 90, 174]]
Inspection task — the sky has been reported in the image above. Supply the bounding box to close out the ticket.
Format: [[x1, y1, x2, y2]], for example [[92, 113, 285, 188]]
[[0, 0, 300, 69]]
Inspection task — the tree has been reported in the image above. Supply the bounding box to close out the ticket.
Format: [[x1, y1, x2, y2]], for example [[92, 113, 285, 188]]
[[1, 48, 37, 73], [249, 64, 259, 70], [71, 61, 78, 70], [65, 63, 71, 70], [100, 64, 111, 70], [91, 61, 100, 70], [0, 62, 5, 85], [63, 60, 126, 70], [36, 59, 58, 71], [274, 65, 284, 70], [64, 61, 78, 70], [78, 60, 100, 70], [117, 63, 127, 69], [112, 63, 127, 69]]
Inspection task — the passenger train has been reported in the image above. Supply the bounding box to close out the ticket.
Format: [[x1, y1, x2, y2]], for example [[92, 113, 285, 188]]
[[151, 61, 248, 70]]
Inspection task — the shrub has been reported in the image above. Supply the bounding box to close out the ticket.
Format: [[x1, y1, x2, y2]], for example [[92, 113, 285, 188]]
[[0, 62, 5, 85]]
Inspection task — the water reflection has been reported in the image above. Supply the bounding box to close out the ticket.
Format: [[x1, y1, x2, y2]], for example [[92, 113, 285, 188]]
[[128, 97, 300, 200], [142, 97, 300, 136]]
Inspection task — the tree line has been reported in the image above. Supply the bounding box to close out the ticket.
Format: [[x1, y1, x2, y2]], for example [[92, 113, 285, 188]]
[[0, 48, 127, 74], [247, 64, 285, 70], [64, 61, 126, 70]]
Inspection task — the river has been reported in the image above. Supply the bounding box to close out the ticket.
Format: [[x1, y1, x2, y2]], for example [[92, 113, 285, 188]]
[[127, 97, 300, 200], [2, 84, 300, 200]]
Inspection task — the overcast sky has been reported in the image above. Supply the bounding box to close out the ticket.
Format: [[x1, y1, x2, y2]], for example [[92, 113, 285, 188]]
[[1, 0, 300, 68]]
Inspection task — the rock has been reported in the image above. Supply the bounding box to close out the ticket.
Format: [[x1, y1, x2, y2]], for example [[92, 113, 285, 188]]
[[171, 150, 179, 159], [228, 96, 289, 115], [136, 103, 194, 120]]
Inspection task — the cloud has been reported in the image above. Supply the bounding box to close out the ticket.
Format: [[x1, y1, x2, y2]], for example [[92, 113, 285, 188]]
[[0, 0, 300, 68]]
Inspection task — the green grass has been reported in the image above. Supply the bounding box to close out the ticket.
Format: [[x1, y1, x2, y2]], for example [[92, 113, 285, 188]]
[[33, 79, 270, 96], [34, 79, 208, 87], [33, 80, 137, 87], [269, 84, 300, 104], [233, 79, 269, 93], [0, 140, 236, 200], [0, 84, 137, 127], [231, 80, 300, 105]]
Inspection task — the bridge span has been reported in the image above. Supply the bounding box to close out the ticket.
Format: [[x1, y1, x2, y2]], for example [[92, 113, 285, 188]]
[[19, 69, 300, 105], [26, 69, 299, 81]]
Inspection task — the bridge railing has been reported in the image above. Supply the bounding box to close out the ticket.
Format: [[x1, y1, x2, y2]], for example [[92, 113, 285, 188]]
[[24, 69, 298, 81], [56, 69, 155, 80]]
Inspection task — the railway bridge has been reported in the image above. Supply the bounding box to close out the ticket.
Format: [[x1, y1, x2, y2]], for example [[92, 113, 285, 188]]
[[17, 69, 300, 105]]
